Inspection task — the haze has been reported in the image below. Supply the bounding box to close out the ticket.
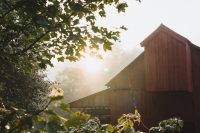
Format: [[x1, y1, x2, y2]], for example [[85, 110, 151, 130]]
[[46, 0, 200, 102]]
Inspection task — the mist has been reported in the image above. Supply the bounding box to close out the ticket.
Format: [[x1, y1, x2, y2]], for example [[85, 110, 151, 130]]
[[48, 44, 143, 103]]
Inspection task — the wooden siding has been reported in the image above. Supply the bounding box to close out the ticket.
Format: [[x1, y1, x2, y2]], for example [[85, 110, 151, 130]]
[[71, 107, 111, 124], [108, 53, 146, 124], [143, 31, 192, 91], [69, 89, 111, 124], [136, 91, 195, 132], [110, 89, 133, 123], [70, 89, 110, 108], [191, 44, 200, 133]]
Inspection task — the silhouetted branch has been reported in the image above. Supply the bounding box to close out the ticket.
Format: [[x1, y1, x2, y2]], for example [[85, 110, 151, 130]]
[[13, 30, 51, 55]]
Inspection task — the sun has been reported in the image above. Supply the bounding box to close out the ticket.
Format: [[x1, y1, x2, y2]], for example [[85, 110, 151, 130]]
[[81, 55, 103, 75]]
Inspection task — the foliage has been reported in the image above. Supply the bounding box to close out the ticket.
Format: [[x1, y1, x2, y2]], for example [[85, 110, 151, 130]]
[[0, 91, 63, 132], [0, 101, 138, 133], [149, 118, 183, 133], [115, 109, 141, 133], [1, 97, 183, 133], [0, 0, 132, 71], [0, 62, 52, 113], [0, 103, 33, 132]]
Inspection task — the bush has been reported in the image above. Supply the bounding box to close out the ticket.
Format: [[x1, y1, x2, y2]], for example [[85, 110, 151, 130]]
[[0, 100, 184, 133], [0, 62, 52, 113], [150, 118, 183, 133]]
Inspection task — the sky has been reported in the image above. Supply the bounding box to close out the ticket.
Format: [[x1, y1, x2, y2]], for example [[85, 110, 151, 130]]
[[46, 0, 200, 101]]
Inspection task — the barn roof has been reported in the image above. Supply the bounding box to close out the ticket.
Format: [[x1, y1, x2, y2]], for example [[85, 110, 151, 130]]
[[141, 24, 191, 47], [106, 52, 144, 86]]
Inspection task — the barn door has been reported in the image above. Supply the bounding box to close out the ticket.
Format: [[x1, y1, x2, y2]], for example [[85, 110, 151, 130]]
[[110, 88, 132, 124]]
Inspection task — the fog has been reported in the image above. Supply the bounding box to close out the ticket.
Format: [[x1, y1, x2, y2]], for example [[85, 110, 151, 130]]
[[48, 45, 142, 102]]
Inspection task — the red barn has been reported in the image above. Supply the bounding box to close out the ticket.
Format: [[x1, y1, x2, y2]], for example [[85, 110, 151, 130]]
[[70, 24, 200, 133]]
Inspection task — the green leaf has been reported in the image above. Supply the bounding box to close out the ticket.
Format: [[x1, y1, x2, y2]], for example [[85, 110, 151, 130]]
[[99, 10, 106, 17], [33, 16, 49, 27], [120, 25, 128, 31], [103, 40, 113, 51], [50, 32, 57, 38], [44, 110, 57, 116], [50, 95, 64, 101], [38, 62, 46, 69], [92, 26, 99, 33], [60, 103, 71, 112], [57, 57, 65, 62], [102, 124, 114, 132], [20, 117, 33, 130], [33, 120, 46, 130], [78, 12, 84, 19], [73, 19, 80, 25], [65, 112, 90, 127], [70, 3, 84, 11], [116, 3, 128, 13], [89, 4, 97, 11], [86, 15, 96, 23], [47, 5, 59, 17]]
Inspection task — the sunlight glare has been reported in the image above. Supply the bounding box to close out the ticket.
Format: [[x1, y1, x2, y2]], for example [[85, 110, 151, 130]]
[[81, 55, 103, 75]]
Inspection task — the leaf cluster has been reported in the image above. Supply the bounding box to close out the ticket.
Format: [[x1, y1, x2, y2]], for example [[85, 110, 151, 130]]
[[149, 118, 183, 133], [0, 99, 184, 133], [0, 61, 52, 113], [115, 109, 141, 133], [0, 0, 129, 71]]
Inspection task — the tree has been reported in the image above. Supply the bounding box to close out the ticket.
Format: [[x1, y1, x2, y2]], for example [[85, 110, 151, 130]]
[[0, 60, 52, 113], [0, 0, 131, 71]]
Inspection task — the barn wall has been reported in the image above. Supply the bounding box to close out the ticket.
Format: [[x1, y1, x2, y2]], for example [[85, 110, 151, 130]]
[[191, 45, 200, 133], [110, 89, 133, 123], [69, 89, 111, 123], [109, 83, 195, 131], [136, 91, 195, 132], [108, 53, 146, 124], [70, 89, 111, 108], [143, 31, 192, 91]]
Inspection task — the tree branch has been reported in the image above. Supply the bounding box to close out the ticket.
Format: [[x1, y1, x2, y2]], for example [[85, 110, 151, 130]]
[[11, 2, 91, 56], [0, 6, 17, 19], [32, 99, 52, 115], [13, 30, 50, 55], [0, 0, 23, 20]]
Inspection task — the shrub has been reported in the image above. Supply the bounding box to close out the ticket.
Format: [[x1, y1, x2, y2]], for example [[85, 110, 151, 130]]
[[150, 118, 183, 133]]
